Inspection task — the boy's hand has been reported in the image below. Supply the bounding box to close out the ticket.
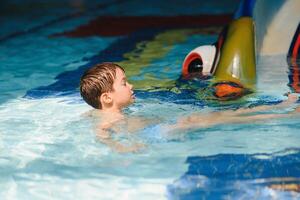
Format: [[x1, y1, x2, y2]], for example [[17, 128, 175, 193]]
[[286, 93, 299, 103]]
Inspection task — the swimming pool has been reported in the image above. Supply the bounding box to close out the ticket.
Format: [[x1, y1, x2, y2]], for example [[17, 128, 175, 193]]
[[0, 0, 299, 199]]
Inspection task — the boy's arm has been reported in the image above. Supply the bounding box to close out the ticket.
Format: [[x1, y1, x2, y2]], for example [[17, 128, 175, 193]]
[[167, 94, 299, 132], [168, 110, 299, 133], [233, 93, 298, 115]]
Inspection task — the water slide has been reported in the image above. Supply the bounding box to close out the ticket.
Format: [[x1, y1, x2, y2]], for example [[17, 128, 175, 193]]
[[253, 0, 299, 57], [182, 0, 300, 99]]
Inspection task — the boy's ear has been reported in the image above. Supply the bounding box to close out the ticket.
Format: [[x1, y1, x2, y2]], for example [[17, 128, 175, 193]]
[[100, 92, 113, 104]]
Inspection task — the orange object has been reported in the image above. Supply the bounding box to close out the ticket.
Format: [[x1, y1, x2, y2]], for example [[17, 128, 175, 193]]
[[212, 82, 249, 100]]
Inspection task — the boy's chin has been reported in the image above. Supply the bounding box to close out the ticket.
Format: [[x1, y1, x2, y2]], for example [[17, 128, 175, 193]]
[[124, 99, 135, 107]]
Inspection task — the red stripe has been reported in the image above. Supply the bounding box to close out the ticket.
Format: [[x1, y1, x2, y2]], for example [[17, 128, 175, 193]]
[[52, 15, 232, 37], [291, 32, 300, 92], [291, 59, 300, 93], [292, 33, 300, 60]]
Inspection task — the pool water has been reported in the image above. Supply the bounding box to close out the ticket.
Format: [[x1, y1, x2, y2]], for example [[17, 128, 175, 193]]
[[0, 0, 299, 199]]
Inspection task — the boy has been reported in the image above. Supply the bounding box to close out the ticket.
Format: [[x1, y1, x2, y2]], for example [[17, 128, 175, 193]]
[[80, 62, 152, 152], [80, 62, 299, 152], [80, 62, 135, 115]]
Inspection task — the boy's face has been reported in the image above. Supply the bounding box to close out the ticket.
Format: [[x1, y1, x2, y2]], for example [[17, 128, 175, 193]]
[[111, 67, 135, 109]]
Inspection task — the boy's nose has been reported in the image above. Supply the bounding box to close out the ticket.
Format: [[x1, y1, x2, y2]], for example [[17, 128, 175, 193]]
[[129, 83, 133, 89]]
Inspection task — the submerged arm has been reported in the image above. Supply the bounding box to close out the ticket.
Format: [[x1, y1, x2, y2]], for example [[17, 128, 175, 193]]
[[169, 110, 299, 133], [233, 93, 298, 115], [167, 94, 299, 132]]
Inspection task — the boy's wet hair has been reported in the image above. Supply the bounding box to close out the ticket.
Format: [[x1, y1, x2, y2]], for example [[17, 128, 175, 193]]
[[80, 62, 124, 109]]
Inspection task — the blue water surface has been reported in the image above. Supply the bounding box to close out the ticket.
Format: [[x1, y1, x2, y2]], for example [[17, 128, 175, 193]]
[[0, 0, 299, 199]]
